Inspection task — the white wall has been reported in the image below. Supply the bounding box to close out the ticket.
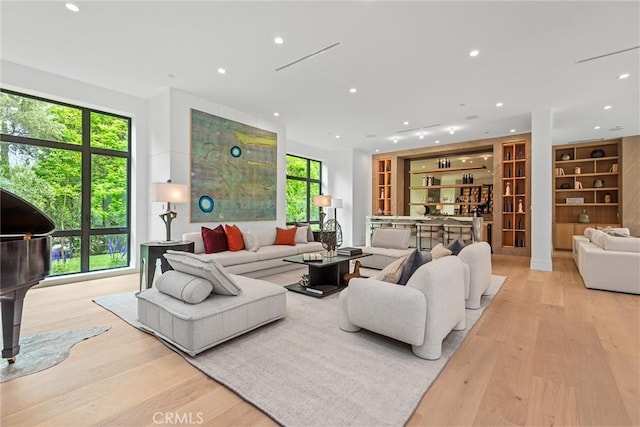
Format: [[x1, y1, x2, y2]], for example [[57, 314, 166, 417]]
[[530, 109, 553, 271], [0, 60, 149, 282], [147, 88, 288, 240]]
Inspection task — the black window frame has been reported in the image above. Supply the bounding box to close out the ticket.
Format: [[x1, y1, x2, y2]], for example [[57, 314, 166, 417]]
[[0, 88, 132, 276], [285, 154, 322, 228]]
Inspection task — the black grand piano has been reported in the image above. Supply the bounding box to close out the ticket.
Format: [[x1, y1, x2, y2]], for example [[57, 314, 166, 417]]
[[0, 189, 54, 363]]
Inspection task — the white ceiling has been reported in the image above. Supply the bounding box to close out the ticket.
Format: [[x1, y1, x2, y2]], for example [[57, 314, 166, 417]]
[[2, 1, 639, 154]]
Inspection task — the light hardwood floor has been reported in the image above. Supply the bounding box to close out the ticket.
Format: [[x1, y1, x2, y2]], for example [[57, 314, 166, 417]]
[[1, 254, 638, 426]]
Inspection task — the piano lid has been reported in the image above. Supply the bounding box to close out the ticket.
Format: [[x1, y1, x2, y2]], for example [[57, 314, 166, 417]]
[[1, 189, 55, 237]]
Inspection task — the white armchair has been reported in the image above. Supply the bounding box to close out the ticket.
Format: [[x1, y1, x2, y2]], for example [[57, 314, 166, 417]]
[[457, 242, 492, 309], [339, 256, 467, 360]]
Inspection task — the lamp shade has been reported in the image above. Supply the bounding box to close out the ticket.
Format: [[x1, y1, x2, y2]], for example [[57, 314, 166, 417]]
[[331, 198, 343, 209], [313, 194, 332, 208], [153, 182, 188, 203]]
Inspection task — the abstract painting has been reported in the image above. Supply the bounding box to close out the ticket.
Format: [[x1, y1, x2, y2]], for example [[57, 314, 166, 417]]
[[190, 109, 277, 222]]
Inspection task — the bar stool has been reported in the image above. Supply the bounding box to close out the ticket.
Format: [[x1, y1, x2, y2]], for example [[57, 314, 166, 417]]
[[416, 223, 443, 251], [443, 223, 474, 245]]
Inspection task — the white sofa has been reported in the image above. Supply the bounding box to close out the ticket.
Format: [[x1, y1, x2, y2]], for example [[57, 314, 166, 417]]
[[339, 256, 467, 360], [573, 228, 640, 294], [182, 229, 324, 278], [355, 228, 415, 270]]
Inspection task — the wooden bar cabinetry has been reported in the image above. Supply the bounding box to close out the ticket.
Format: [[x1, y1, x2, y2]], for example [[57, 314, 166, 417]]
[[374, 158, 392, 215], [500, 141, 528, 252]]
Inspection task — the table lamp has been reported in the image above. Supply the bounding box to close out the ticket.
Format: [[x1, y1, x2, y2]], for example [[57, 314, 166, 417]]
[[153, 180, 188, 241], [313, 194, 332, 228]]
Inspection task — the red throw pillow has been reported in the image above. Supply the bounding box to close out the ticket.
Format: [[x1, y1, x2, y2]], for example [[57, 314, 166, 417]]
[[225, 224, 245, 252], [275, 227, 297, 246], [201, 225, 228, 253]]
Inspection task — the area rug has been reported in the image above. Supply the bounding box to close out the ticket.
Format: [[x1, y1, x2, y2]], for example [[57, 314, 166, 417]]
[[0, 326, 110, 383], [94, 275, 506, 426]]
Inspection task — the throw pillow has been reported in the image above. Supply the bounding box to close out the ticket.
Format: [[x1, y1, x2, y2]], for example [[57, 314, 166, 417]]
[[295, 222, 315, 242], [224, 224, 245, 252], [295, 225, 309, 244], [430, 243, 452, 259], [373, 255, 409, 284], [201, 225, 228, 254], [275, 227, 297, 245], [163, 252, 242, 296], [398, 249, 433, 286], [242, 230, 260, 252], [446, 237, 467, 256], [155, 270, 213, 304]]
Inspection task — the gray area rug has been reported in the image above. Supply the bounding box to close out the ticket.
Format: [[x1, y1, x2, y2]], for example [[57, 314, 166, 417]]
[[0, 326, 110, 383], [94, 275, 505, 426]]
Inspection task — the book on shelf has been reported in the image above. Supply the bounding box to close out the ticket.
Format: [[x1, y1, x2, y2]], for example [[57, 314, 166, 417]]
[[337, 247, 363, 256], [302, 253, 323, 262]]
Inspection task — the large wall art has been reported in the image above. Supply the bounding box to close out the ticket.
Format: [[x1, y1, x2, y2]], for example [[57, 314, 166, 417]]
[[190, 109, 277, 222]]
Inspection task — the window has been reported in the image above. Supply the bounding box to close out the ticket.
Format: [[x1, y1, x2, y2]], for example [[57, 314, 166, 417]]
[[285, 154, 321, 227], [0, 89, 131, 276]]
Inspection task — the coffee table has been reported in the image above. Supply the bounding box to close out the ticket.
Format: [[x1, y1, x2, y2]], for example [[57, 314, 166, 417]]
[[283, 253, 371, 298]]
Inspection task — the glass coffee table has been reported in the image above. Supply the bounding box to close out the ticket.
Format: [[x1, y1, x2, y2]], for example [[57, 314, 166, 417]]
[[283, 253, 371, 298]]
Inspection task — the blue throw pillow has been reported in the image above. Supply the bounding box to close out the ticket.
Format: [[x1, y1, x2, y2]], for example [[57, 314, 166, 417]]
[[446, 237, 467, 256], [398, 249, 433, 285]]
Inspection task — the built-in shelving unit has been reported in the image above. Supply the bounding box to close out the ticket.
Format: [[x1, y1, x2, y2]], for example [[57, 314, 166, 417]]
[[375, 158, 392, 215], [553, 139, 621, 249], [501, 141, 528, 250]]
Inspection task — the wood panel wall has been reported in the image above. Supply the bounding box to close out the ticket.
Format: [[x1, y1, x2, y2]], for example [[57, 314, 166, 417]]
[[622, 135, 640, 236]]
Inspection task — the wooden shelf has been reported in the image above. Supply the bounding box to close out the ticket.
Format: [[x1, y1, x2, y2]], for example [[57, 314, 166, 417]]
[[408, 165, 487, 174], [555, 187, 618, 192], [409, 202, 484, 206], [554, 172, 618, 178], [555, 156, 618, 164], [409, 184, 484, 190], [555, 203, 619, 207]]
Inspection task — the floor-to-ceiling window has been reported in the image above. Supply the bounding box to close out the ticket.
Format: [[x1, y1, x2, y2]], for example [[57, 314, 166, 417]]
[[285, 154, 321, 228], [0, 89, 131, 276]]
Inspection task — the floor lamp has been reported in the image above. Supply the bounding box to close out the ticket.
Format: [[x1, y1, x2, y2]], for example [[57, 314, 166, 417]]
[[313, 194, 332, 229], [153, 180, 188, 241]]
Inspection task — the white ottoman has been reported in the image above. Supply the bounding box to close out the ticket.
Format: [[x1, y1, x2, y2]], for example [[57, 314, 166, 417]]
[[137, 274, 286, 356]]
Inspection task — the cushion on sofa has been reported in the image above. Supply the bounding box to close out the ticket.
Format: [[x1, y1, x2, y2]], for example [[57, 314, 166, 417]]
[[202, 225, 228, 253], [296, 222, 315, 242], [295, 225, 309, 243], [275, 227, 297, 245], [155, 270, 213, 304], [430, 243, 452, 259], [164, 252, 242, 296], [224, 224, 245, 252], [398, 249, 433, 286], [242, 230, 260, 252], [371, 228, 411, 249], [590, 230, 607, 249], [373, 255, 409, 284], [584, 227, 596, 241], [446, 237, 467, 256], [604, 235, 640, 253], [256, 245, 298, 261]]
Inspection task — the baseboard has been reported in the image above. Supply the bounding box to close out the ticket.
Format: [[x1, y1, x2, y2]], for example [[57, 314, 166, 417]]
[[530, 258, 553, 271]]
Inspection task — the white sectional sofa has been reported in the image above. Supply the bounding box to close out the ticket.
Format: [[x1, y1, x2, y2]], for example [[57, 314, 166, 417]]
[[182, 229, 324, 278], [355, 228, 415, 270], [573, 227, 640, 294]]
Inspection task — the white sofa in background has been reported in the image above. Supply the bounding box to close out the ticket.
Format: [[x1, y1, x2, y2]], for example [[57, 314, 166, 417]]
[[338, 256, 467, 360], [573, 228, 640, 294], [355, 228, 414, 270], [182, 229, 323, 278]]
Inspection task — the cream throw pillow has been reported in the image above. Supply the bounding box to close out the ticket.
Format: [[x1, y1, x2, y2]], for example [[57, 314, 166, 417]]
[[430, 243, 452, 259], [373, 255, 409, 284], [295, 226, 309, 243], [242, 230, 260, 252], [164, 251, 242, 296]]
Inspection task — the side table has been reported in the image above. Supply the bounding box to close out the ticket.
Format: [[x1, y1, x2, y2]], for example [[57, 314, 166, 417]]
[[139, 241, 195, 291]]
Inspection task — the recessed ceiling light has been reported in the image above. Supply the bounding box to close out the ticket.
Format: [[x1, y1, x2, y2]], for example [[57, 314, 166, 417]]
[[469, 160, 473, 163], [65, 3, 80, 12], [510, 129, 516, 133], [274, 36, 284, 45], [483, 156, 488, 161], [217, 68, 226, 74], [435, 140, 440, 144], [273, 112, 279, 117], [469, 49, 480, 57], [594, 125, 600, 130], [375, 149, 380, 153], [349, 87, 357, 93], [336, 135, 340, 139], [449, 128, 455, 135], [618, 73, 630, 79], [418, 134, 424, 140], [403, 121, 409, 125], [496, 102, 503, 107], [462, 159, 466, 163], [604, 105, 612, 110], [393, 138, 398, 144]]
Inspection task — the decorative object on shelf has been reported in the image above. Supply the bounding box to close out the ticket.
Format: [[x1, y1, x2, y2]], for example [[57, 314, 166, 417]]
[[578, 209, 591, 224], [505, 182, 511, 196], [594, 179, 604, 188], [422, 176, 427, 186], [313, 194, 332, 228], [300, 274, 310, 287], [153, 180, 188, 242], [517, 199, 524, 213], [590, 149, 605, 158], [517, 149, 524, 159], [604, 193, 612, 203], [566, 197, 584, 205], [506, 150, 511, 160], [574, 181, 583, 189], [609, 163, 618, 173], [415, 205, 427, 215], [561, 153, 572, 161], [573, 165, 582, 174], [560, 183, 571, 189], [555, 168, 565, 176]]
